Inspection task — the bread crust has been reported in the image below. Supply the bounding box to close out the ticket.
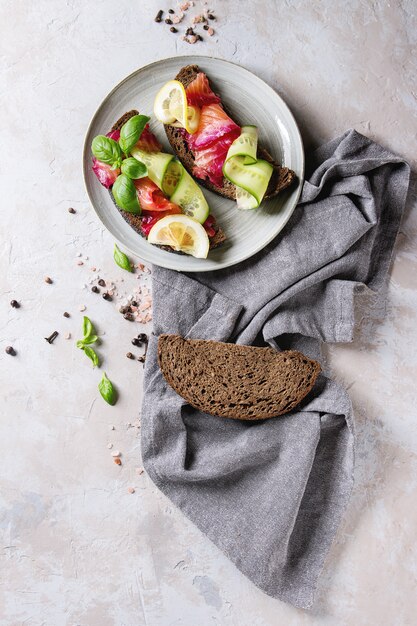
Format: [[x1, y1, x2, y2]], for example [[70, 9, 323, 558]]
[[164, 65, 297, 201]]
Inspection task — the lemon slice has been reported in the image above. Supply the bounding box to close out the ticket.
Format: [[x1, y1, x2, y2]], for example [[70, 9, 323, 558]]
[[153, 80, 199, 133], [148, 214, 210, 259]]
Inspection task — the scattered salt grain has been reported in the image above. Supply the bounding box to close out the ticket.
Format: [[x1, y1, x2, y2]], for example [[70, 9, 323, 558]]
[[110, 425, 115, 430], [128, 487, 135, 494], [79, 304, 86, 311], [64, 332, 71, 340], [77, 260, 84, 266], [76, 252, 82, 257], [136, 467, 144, 475], [91, 266, 96, 271], [111, 450, 121, 457], [107, 443, 113, 449]]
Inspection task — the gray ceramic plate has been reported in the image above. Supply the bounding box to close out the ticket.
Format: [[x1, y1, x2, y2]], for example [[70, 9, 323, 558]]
[[83, 56, 304, 272]]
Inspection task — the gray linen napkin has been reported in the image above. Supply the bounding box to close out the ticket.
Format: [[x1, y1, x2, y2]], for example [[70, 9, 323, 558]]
[[141, 129, 410, 609]]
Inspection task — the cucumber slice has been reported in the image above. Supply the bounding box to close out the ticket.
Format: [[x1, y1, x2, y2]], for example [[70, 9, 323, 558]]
[[162, 159, 183, 197], [130, 147, 173, 189], [170, 167, 210, 224], [223, 157, 273, 206], [226, 126, 258, 164], [235, 186, 259, 210]]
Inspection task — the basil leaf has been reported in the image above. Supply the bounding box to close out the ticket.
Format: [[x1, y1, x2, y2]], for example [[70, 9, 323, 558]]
[[112, 174, 141, 214], [119, 115, 150, 155], [76, 335, 98, 348], [82, 316, 95, 339], [121, 157, 147, 180], [114, 243, 133, 272], [91, 135, 122, 168], [98, 372, 117, 405], [83, 346, 99, 368]]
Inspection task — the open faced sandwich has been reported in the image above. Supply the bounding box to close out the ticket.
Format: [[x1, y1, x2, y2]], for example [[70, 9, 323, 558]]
[[91, 111, 225, 259], [154, 65, 297, 210]]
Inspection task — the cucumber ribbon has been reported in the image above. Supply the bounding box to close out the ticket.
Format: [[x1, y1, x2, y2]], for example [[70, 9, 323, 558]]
[[222, 126, 274, 210], [130, 147, 209, 224]]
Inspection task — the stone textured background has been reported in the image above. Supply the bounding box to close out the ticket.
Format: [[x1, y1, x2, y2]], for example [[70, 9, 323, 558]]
[[1, 0, 416, 624]]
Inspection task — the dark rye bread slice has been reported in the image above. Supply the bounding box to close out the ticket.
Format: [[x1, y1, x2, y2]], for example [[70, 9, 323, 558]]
[[164, 65, 297, 201], [158, 334, 321, 421], [108, 110, 226, 250]]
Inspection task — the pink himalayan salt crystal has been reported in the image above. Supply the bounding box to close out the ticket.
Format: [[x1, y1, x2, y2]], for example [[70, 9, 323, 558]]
[[192, 14, 206, 23], [208, 27, 214, 36], [172, 14, 183, 23]]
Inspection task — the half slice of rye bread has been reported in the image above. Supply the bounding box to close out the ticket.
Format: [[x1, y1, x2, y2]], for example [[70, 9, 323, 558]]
[[164, 65, 297, 201], [158, 334, 321, 421], [108, 110, 226, 250]]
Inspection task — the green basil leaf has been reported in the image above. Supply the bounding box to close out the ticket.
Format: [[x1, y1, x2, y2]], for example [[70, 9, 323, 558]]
[[82, 316, 95, 339], [98, 372, 117, 405], [91, 135, 122, 168], [77, 335, 98, 348], [114, 243, 133, 272], [83, 346, 99, 368], [119, 115, 150, 155], [121, 157, 147, 180], [112, 174, 141, 214]]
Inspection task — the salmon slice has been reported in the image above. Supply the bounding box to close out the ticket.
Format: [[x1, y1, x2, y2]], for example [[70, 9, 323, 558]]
[[185, 72, 221, 108]]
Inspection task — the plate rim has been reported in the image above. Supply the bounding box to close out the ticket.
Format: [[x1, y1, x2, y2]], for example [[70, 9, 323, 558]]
[[82, 55, 305, 272]]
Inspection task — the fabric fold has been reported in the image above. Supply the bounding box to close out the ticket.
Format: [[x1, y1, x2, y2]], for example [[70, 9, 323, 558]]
[[141, 129, 410, 608]]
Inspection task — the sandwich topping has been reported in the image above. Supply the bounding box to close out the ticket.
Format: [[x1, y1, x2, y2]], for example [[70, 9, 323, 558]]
[[154, 71, 274, 205], [91, 114, 220, 258]]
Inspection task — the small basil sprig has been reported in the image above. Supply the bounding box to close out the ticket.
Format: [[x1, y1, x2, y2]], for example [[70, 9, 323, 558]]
[[77, 316, 100, 365], [112, 174, 141, 214], [121, 157, 147, 180], [98, 372, 117, 405], [114, 243, 133, 272], [83, 346, 99, 368], [91, 135, 122, 168], [119, 114, 150, 155]]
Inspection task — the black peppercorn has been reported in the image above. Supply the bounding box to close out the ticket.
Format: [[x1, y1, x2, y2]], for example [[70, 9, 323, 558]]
[[63, 311, 70, 318], [170, 26, 177, 32], [5, 346, 16, 356], [137, 333, 148, 343], [102, 292, 112, 301], [137, 355, 146, 363], [131, 300, 138, 307], [68, 207, 76, 214], [124, 313, 134, 321], [131, 337, 141, 347], [10, 300, 20, 308], [98, 279, 106, 287], [154, 9, 163, 22], [203, 23, 209, 30], [208, 13, 215, 20], [168, 8, 174, 13], [186, 27, 194, 35], [165, 18, 172, 24], [91, 286, 99, 293], [126, 352, 134, 359]]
